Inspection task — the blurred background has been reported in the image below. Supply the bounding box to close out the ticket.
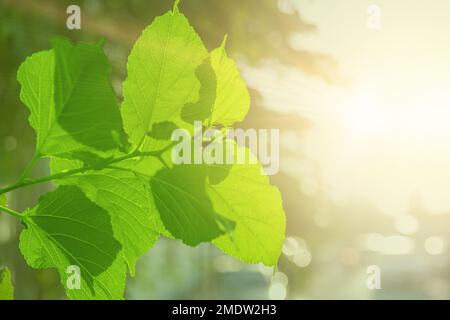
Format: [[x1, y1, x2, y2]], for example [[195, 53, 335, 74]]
[[1, 0, 450, 299]]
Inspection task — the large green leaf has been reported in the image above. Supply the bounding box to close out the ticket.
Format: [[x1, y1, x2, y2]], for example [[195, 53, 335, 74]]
[[0, 267, 14, 300], [121, 5, 208, 150], [17, 37, 125, 158], [0, 194, 6, 207], [208, 39, 250, 126], [208, 144, 285, 266], [143, 128, 285, 261], [51, 158, 163, 275], [19, 186, 126, 299]]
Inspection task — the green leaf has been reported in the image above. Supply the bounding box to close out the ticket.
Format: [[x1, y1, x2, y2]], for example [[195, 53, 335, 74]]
[[146, 139, 285, 263], [19, 186, 126, 299], [0, 267, 14, 300], [17, 37, 125, 158], [0, 194, 6, 207], [209, 38, 250, 126], [51, 158, 163, 275], [208, 144, 285, 266], [150, 165, 234, 246], [121, 8, 208, 150]]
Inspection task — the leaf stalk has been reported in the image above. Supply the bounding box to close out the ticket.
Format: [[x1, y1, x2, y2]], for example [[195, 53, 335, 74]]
[[0, 205, 23, 219]]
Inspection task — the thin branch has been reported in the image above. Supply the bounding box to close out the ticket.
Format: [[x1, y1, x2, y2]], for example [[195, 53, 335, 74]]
[[16, 153, 41, 184], [0, 205, 24, 220], [0, 145, 174, 197], [0, 167, 88, 196]]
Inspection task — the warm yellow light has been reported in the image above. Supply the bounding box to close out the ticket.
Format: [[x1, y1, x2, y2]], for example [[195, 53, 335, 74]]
[[341, 91, 386, 138], [242, 1, 450, 218]]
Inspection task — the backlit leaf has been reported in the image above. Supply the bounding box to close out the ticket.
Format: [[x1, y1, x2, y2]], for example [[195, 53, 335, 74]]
[[208, 38, 250, 126], [208, 144, 286, 266], [19, 186, 126, 299], [121, 7, 208, 150], [150, 165, 234, 246], [51, 158, 163, 275], [17, 38, 125, 158]]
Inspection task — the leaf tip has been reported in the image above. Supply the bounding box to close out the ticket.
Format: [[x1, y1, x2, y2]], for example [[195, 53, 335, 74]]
[[173, 0, 181, 13], [220, 34, 229, 49], [129, 265, 136, 277], [272, 263, 278, 276], [96, 38, 106, 48], [49, 35, 70, 48]]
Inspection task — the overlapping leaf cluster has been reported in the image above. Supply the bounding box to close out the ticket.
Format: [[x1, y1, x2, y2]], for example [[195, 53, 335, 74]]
[[13, 3, 285, 299]]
